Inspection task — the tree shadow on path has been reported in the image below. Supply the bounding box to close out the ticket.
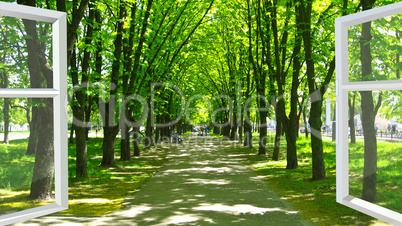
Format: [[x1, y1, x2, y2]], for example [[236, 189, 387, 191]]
[[15, 136, 312, 225]]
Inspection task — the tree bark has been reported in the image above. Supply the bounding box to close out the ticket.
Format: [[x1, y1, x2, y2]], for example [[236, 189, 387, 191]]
[[300, 0, 329, 180], [349, 94, 356, 144], [101, 126, 118, 166], [303, 105, 309, 138], [145, 100, 155, 148], [272, 117, 282, 161], [2, 96, 9, 145], [26, 107, 39, 155], [69, 123, 74, 144], [30, 99, 54, 200], [359, 0, 377, 201], [120, 124, 131, 161], [230, 101, 238, 141], [285, 6, 302, 168], [243, 107, 253, 148], [18, 0, 55, 199], [309, 101, 326, 180], [100, 3, 125, 166]]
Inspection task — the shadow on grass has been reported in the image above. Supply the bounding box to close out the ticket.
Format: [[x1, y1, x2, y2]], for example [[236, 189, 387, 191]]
[[225, 136, 390, 226], [0, 137, 172, 218]]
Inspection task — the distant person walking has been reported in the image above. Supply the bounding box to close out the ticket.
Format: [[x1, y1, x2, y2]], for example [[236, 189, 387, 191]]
[[392, 124, 396, 138], [200, 126, 205, 136], [388, 124, 391, 136]]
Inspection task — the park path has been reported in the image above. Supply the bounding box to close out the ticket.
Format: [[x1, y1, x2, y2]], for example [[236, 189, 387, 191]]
[[16, 135, 311, 225]]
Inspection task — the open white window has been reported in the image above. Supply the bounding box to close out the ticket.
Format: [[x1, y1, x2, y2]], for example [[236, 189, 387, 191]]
[[0, 2, 67, 225], [336, 2, 402, 225]]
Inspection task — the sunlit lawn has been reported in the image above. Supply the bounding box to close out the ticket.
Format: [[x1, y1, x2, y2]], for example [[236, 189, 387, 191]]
[[0, 139, 48, 215], [0, 132, 400, 224], [0, 137, 171, 216], [227, 133, 397, 225], [349, 140, 401, 213]]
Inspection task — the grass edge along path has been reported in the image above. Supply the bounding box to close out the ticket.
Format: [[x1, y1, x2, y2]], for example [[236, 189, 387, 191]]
[[64, 138, 173, 216], [0, 137, 172, 217], [228, 135, 393, 226]]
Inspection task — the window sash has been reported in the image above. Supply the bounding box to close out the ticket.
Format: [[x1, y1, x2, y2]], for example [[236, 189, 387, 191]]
[[336, 2, 402, 225], [0, 2, 67, 225]]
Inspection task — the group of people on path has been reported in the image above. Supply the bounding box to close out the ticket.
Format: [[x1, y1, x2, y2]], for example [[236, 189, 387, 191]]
[[198, 125, 208, 136]]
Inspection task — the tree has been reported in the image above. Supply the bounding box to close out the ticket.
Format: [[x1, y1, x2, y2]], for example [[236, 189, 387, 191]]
[[299, 0, 337, 180], [0, 38, 10, 145], [359, 0, 378, 203], [17, 0, 55, 200], [69, 1, 97, 177], [247, 0, 268, 155]]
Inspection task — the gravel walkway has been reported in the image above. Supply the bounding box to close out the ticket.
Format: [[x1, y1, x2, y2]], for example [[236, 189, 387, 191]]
[[15, 136, 312, 225]]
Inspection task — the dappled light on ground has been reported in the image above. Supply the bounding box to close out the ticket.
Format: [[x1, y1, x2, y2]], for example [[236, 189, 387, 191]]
[[192, 203, 299, 215], [17, 136, 311, 225]]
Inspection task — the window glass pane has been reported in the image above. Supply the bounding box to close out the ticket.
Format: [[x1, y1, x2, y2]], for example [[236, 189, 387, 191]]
[[0, 97, 55, 216], [348, 90, 402, 214], [0, 15, 53, 89], [348, 13, 402, 82]]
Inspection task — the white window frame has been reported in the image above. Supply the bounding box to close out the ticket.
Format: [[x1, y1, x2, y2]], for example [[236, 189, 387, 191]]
[[336, 2, 402, 225], [0, 2, 67, 225]]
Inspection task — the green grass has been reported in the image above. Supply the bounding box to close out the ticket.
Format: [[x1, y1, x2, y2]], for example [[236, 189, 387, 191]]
[[349, 140, 401, 213], [0, 139, 45, 215], [0, 131, 30, 135], [0, 133, 399, 224], [226, 135, 397, 225], [0, 137, 171, 216]]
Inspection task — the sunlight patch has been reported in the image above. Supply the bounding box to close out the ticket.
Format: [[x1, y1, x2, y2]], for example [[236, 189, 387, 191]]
[[156, 212, 214, 225], [107, 204, 152, 218], [163, 166, 234, 174], [184, 178, 231, 185], [193, 203, 293, 215], [69, 199, 115, 204]]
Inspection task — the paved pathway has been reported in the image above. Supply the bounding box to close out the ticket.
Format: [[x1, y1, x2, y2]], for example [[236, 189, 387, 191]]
[[16, 136, 311, 225]]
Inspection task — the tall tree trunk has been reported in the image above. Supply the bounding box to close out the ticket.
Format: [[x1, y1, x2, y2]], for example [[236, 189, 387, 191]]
[[230, 103, 238, 140], [258, 109, 267, 155], [26, 107, 39, 155], [303, 105, 309, 138], [100, 3, 125, 166], [272, 117, 282, 161], [360, 1, 377, 201], [30, 99, 54, 200], [239, 107, 243, 144], [300, 0, 327, 180], [75, 121, 88, 177], [244, 109, 253, 148], [102, 126, 117, 166], [309, 101, 326, 180], [70, 44, 89, 177], [19, 2, 55, 199], [100, 94, 119, 166], [349, 94, 356, 144], [120, 124, 131, 161], [145, 101, 155, 147], [285, 123, 298, 169], [69, 123, 74, 144], [285, 8, 302, 168], [1, 26, 9, 144], [2, 97, 9, 144]]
